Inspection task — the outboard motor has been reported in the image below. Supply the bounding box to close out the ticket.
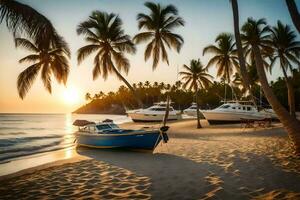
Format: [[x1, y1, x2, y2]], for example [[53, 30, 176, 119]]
[[160, 126, 169, 143]]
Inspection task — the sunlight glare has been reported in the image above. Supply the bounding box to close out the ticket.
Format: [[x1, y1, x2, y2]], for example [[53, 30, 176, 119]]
[[62, 87, 79, 105]]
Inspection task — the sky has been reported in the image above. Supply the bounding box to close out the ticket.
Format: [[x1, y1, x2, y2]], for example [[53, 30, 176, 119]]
[[0, 0, 299, 113]]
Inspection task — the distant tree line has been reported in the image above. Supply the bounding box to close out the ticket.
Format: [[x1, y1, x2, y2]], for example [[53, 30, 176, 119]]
[[76, 70, 300, 114]]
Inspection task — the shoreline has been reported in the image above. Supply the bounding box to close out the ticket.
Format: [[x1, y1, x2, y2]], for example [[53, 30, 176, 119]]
[[0, 147, 87, 181]]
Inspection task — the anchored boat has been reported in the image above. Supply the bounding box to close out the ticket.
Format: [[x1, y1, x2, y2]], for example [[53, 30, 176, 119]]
[[126, 101, 182, 122], [73, 119, 169, 151], [201, 101, 277, 124]]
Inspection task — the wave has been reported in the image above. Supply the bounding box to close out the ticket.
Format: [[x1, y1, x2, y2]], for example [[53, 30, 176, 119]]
[[0, 143, 75, 162], [0, 132, 28, 136], [0, 119, 26, 122], [0, 135, 63, 148]]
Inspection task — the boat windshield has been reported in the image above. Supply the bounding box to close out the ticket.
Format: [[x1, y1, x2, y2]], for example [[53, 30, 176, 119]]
[[149, 107, 174, 111], [96, 124, 112, 130], [219, 104, 230, 109], [109, 123, 119, 129]]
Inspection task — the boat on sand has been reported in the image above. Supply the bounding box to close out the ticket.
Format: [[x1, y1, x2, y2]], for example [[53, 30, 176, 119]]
[[73, 119, 169, 151]]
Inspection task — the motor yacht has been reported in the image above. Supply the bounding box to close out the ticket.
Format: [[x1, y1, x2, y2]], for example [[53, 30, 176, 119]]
[[201, 101, 277, 124], [126, 101, 182, 122]]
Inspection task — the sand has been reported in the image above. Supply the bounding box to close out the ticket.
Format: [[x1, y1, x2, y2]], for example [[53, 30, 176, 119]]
[[0, 119, 300, 199]]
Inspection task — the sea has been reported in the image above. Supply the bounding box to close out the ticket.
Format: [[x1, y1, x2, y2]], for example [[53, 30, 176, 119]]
[[0, 113, 131, 163]]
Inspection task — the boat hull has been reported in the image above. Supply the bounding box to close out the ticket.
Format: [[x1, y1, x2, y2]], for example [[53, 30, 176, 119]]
[[75, 131, 162, 151], [202, 111, 267, 124], [127, 112, 182, 122]]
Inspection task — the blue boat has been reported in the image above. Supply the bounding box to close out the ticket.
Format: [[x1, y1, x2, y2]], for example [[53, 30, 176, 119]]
[[73, 119, 169, 152]]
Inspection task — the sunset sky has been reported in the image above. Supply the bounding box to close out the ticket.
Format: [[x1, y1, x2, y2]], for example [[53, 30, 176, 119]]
[[0, 0, 298, 113]]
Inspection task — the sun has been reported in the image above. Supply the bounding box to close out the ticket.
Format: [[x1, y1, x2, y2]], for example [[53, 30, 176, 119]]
[[62, 87, 79, 105]]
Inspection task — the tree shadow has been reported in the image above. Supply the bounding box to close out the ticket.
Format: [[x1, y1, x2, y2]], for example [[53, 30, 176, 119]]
[[77, 147, 300, 199]]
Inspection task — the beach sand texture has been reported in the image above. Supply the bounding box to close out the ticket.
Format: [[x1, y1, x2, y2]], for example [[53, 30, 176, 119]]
[[0, 120, 300, 199]]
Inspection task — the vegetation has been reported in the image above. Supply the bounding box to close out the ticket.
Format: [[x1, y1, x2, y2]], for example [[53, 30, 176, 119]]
[[0, 0, 70, 99], [179, 59, 213, 128], [15, 37, 70, 99], [203, 33, 239, 101], [269, 21, 300, 117], [0, 0, 70, 59], [75, 70, 300, 114], [237, 11, 300, 153], [134, 1, 184, 69], [76, 11, 143, 107]]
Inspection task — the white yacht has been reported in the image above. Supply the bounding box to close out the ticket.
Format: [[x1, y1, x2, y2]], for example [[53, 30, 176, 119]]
[[183, 103, 197, 117], [201, 101, 277, 124], [126, 101, 182, 122]]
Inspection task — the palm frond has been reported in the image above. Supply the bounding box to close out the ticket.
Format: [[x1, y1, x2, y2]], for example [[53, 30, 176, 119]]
[[17, 62, 41, 99], [41, 63, 52, 93], [19, 54, 39, 63], [77, 44, 100, 64], [14, 37, 38, 52], [132, 32, 153, 44]]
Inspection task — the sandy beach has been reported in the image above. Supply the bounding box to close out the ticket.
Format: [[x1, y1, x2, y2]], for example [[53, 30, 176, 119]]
[[0, 119, 300, 199]]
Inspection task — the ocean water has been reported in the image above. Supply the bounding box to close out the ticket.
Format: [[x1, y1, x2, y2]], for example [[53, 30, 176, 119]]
[[0, 113, 131, 163]]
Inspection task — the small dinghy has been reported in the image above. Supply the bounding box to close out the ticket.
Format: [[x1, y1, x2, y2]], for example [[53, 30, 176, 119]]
[[73, 119, 169, 151]]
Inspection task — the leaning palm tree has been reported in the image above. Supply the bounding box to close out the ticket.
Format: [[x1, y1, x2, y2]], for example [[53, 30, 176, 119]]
[[15, 37, 70, 99], [241, 17, 300, 154], [180, 59, 213, 128], [269, 21, 300, 118], [134, 1, 184, 70], [76, 11, 143, 107], [285, 0, 300, 34], [203, 33, 239, 101], [0, 0, 70, 55]]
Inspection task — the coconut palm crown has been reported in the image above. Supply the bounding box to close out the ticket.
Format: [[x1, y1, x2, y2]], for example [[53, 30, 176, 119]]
[[77, 11, 145, 107], [134, 1, 184, 70], [269, 21, 300, 73], [0, 0, 70, 56], [180, 59, 213, 91], [16, 37, 70, 99], [203, 33, 239, 83], [77, 11, 136, 80]]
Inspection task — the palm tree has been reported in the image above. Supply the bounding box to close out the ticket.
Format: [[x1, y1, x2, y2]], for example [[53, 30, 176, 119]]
[[134, 1, 184, 70], [0, 0, 70, 55], [85, 93, 92, 101], [180, 59, 213, 128], [144, 81, 151, 88], [285, 0, 300, 34], [203, 33, 239, 101], [241, 17, 300, 154], [269, 21, 300, 117], [76, 11, 143, 107], [15, 37, 70, 99]]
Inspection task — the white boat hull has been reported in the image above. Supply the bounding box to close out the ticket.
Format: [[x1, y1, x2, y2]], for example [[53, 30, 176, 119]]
[[183, 109, 197, 117], [127, 112, 182, 122], [202, 110, 268, 124]]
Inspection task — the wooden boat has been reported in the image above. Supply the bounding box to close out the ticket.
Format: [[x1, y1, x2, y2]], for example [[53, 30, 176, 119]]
[[73, 119, 169, 151]]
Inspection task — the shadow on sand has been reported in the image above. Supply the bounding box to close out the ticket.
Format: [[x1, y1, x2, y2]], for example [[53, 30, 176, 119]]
[[76, 147, 300, 199], [0, 146, 300, 199]]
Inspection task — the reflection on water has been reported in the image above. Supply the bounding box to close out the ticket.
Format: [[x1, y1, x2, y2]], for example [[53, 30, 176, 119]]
[[0, 113, 131, 162]]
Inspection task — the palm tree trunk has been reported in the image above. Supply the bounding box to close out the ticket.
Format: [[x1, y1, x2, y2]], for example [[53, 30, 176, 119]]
[[253, 44, 300, 155], [195, 88, 202, 129], [231, 0, 257, 106], [281, 66, 296, 118], [111, 66, 144, 108], [287, 82, 296, 118], [285, 0, 300, 34]]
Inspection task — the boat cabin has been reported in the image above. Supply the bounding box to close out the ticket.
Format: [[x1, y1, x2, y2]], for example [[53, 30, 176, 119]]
[[216, 103, 258, 112], [73, 120, 120, 134]]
